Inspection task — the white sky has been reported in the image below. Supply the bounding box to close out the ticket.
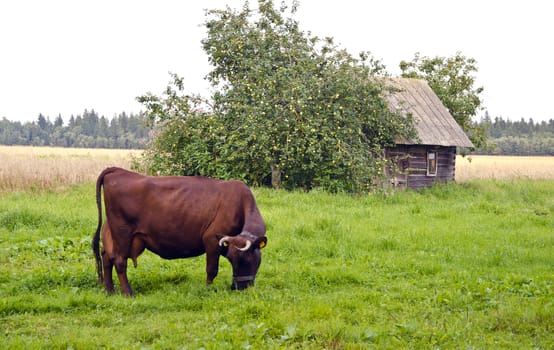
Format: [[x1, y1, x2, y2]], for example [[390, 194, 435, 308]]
[[1, 0, 552, 124]]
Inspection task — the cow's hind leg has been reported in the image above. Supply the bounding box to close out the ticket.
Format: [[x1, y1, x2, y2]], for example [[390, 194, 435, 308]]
[[114, 256, 133, 296], [100, 222, 116, 294], [105, 219, 135, 296], [101, 249, 115, 294]]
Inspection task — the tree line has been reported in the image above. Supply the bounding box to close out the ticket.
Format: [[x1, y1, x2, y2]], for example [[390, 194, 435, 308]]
[[475, 113, 554, 155], [0, 110, 150, 149], [2, 110, 552, 156]]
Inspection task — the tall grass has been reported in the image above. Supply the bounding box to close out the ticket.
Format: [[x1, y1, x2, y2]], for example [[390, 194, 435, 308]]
[[0, 146, 138, 192], [1, 181, 552, 348], [456, 155, 554, 182]]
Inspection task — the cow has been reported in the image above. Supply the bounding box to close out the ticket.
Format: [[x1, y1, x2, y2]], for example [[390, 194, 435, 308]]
[[91, 167, 267, 296]]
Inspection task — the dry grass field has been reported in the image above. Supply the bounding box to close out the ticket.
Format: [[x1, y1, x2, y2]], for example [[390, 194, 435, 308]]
[[456, 155, 554, 182], [0, 146, 140, 192], [1, 146, 553, 192]]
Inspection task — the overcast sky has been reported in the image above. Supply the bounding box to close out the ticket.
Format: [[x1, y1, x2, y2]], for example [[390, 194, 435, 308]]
[[1, 0, 552, 124]]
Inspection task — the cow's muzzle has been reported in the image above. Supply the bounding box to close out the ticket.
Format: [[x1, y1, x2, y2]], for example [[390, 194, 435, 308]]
[[231, 275, 255, 290]]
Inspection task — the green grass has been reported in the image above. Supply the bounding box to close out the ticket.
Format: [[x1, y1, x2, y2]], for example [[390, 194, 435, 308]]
[[1, 181, 553, 349]]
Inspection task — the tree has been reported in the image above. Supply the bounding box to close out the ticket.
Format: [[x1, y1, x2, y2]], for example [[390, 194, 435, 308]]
[[82, 109, 99, 136], [0, 118, 25, 145], [138, 0, 415, 192], [54, 114, 64, 128], [207, 0, 413, 191], [37, 113, 48, 130], [98, 116, 109, 138], [137, 73, 217, 175], [400, 52, 487, 148]]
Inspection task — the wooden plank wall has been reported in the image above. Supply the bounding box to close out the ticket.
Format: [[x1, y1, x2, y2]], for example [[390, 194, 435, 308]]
[[386, 145, 457, 189]]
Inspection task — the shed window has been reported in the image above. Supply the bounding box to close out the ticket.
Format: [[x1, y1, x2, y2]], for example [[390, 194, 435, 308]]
[[427, 151, 437, 176]]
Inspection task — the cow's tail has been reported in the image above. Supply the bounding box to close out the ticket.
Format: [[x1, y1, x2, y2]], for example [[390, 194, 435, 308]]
[[92, 167, 114, 284]]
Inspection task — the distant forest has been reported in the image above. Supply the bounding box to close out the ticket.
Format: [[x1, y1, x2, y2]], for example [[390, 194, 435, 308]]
[[0, 111, 553, 154], [477, 112, 554, 155], [0, 110, 149, 149]]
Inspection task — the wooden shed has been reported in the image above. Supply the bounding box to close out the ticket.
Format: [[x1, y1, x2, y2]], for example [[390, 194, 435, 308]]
[[382, 78, 473, 189]]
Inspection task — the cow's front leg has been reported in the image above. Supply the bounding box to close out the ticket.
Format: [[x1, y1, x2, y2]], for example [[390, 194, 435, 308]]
[[205, 246, 220, 285], [114, 256, 133, 296]]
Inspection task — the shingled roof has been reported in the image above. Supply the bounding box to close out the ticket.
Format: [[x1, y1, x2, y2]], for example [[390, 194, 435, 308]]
[[383, 78, 474, 148]]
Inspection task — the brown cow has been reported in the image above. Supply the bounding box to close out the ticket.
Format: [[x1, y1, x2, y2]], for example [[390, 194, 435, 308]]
[[92, 167, 267, 296]]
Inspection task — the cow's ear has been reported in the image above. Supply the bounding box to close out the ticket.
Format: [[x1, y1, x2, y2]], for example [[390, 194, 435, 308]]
[[256, 236, 267, 249]]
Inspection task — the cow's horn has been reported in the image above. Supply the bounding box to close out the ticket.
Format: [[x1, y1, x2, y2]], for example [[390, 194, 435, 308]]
[[219, 236, 230, 247], [238, 240, 252, 252]]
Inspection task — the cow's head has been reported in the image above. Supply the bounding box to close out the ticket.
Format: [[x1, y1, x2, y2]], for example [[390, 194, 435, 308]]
[[218, 232, 267, 290]]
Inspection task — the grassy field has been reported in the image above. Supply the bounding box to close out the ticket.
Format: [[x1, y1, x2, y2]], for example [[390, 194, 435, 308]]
[[0, 147, 553, 348]]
